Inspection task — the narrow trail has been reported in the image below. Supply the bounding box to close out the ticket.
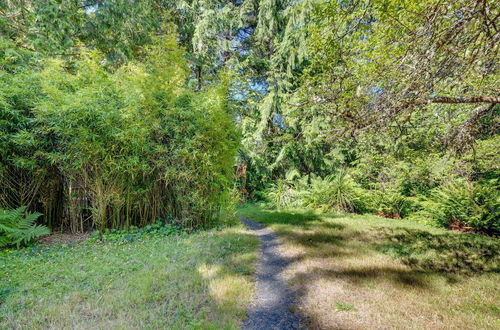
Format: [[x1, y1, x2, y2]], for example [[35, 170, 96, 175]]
[[240, 217, 305, 330]]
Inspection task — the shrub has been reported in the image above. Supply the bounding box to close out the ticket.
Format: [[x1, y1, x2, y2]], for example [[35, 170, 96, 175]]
[[264, 171, 371, 213], [87, 220, 187, 245], [411, 179, 499, 234], [0, 206, 50, 248]]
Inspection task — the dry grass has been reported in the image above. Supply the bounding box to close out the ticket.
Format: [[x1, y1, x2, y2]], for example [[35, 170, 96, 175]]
[[0, 224, 258, 329], [238, 205, 500, 330], [38, 232, 90, 245]]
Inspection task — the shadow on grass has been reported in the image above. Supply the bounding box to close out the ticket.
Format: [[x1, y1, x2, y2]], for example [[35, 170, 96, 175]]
[[279, 229, 437, 290], [237, 205, 500, 329], [292, 266, 432, 289], [248, 208, 322, 226], [254, 207, 500, 273], [189, 229, 261, 327], [375, 227, 500, 273], [240, 206, 500, 290]]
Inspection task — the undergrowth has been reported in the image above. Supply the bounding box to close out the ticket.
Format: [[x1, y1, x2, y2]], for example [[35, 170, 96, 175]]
[[87, 221, 188, 245]]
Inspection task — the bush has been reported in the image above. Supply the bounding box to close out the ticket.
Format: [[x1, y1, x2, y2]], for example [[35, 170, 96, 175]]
[[302, 171, 369, 212], [0, 206, 50, 248], [411, 179, 499, 234], [303, 171, 353, 212], [264, 171, 372, 213]]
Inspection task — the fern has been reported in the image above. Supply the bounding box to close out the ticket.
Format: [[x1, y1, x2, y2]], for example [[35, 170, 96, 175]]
[[429, 179, 499, 234], [0, 207, 50, 248], [374, 189, 413, 219], [265, 180, 302, 209], [265, 171, 368, 212], [303, 171, 361, 212]]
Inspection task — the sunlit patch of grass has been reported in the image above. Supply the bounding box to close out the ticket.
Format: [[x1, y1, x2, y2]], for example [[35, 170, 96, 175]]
[[0, 224, 258, 329], [334, 302, 357, 312], [238, 204, 500, 329]]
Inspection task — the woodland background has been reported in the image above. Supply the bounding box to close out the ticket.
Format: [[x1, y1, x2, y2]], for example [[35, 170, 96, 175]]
[[0, 0, 498, 237]]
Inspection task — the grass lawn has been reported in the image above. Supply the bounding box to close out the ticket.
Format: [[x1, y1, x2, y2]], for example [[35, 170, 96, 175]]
[[0, 223, 258, 329], [238, 204, 500, 329]]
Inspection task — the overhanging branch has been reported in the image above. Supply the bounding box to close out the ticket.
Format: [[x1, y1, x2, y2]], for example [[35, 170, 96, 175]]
[[293, 95, 500, 108], [429, 96, 500, 104]]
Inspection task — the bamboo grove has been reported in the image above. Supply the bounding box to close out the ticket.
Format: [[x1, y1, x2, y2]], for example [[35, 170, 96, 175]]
[[1, 33, 239, 231]]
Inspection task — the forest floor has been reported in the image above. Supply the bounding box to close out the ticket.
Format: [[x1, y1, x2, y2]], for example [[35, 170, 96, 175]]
[[237, 204, 500, 329], [0, 223, 258, 329]]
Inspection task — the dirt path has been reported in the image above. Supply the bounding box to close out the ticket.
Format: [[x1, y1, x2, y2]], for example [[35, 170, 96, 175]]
[[240, 217, 305, 330]]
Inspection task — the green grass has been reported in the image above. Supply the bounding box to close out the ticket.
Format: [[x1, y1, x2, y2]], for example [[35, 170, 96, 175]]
[[334, 302, 357, 312], [0, 223, 258, 329], [238, 204, 500, 329]]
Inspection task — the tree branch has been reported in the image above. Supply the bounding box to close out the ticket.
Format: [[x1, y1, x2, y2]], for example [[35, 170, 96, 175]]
[[429, 96, 500, 104]]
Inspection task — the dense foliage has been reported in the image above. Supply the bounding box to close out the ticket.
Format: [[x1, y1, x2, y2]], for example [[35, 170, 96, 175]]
[[0, 32, 239, 231], [0, 0, 498, 234], [237, 0, 499, 235]]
